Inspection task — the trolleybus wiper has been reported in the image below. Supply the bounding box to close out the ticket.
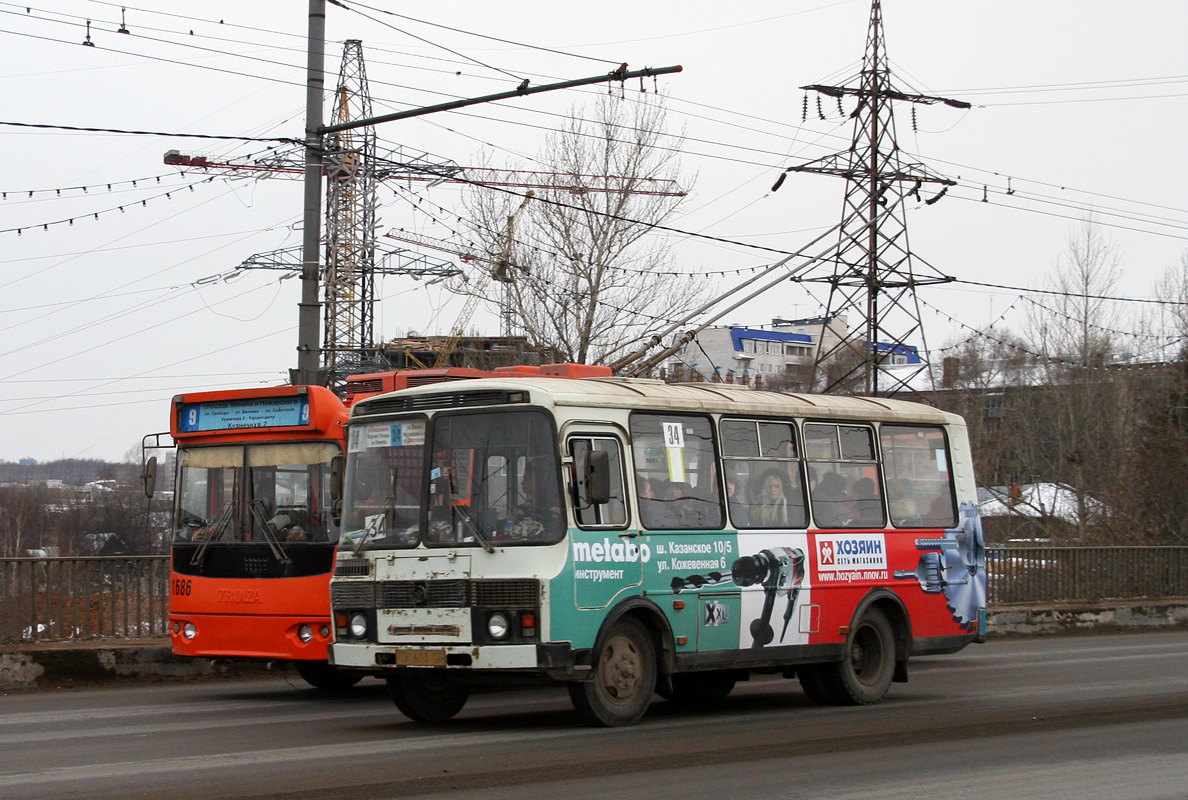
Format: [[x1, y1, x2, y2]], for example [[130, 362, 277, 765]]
[[189, 502, 235, 568], [248, 500, 293, 565]]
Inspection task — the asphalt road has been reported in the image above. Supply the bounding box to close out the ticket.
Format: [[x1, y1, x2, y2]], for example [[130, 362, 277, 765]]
[[1, 631, 1186, 800]]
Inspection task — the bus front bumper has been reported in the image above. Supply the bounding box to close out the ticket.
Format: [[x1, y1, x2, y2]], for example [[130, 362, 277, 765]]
[[330, 641, 582, 677]]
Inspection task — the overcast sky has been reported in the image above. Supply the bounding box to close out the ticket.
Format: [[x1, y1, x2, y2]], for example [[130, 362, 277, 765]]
[[2, 1, 1186, 463]]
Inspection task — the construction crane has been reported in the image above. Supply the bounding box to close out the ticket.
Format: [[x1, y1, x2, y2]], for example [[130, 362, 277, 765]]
[[430, 190, 533, 367], [164, 148, 686, 197]]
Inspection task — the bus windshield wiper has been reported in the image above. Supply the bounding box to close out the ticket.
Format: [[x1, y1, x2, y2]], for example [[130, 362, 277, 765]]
[[451, 501, 495, 554], [352, 495, 396, 557], [444, 467, 494, 553], [190, 502, 235, 568], [248, 501, 293, 565]]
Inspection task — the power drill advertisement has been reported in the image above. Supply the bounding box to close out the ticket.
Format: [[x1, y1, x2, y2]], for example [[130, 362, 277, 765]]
[[568, 501, 986, 650]]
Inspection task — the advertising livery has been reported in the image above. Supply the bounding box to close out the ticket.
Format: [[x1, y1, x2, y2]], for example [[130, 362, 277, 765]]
[[329, 372, 986, 727]]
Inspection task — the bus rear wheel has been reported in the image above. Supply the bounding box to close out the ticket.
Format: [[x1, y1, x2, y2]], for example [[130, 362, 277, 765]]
[[294, 660, 363, 691], [797, 663, 839, 705], [386, 671, 470, 723], [822, 607, 896, 705], [569, 618, 656, 727]]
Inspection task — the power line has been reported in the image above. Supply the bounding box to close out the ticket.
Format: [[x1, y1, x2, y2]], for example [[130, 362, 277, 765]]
[[341, 1, 620, 66], [0, 119, 296, 143], [951, 278, 1185, 306]]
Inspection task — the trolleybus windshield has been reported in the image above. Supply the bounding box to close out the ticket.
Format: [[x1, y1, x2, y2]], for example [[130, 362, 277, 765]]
[[175, 441, 338, 545]]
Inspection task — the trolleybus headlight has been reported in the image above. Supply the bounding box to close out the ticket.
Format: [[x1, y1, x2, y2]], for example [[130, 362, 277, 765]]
[[298, 624, 313, 643], [182, 622, 198, 640], [320, 625, 331, 639], [487, 612, 510, 640], [348, 613, 368, 638]]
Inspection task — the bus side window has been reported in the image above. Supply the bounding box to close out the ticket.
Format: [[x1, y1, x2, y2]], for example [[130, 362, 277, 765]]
[[806, 422, 884, 529], [570, 437, 627, 529], [879, 424, 957, 528], [629, 413, 723, 530], [720, 418, 806, 529]]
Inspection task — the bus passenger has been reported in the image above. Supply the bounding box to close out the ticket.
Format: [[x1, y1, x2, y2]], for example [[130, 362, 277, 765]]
[[751, 470, 790, 527], [726, 469, 750, 527], [887, 479, 918, 523], [848, 476, 883, 526], [812, 471, 847, 527]]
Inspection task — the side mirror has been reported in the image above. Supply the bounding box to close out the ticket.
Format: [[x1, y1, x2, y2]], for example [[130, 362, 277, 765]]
[[141, 456, 157, 499], [584, 450, 612, 506], [329, 455, 345, 526]]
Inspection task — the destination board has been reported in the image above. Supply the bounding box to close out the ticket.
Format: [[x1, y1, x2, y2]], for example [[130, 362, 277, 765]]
[[177, 395, 310, 432]]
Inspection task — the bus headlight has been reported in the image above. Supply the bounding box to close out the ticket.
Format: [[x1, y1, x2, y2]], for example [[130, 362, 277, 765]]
[[298, 624, 313, 643], [349, 614, 368, 638], [487, 612, 510, 640], [182, 622, 198, 640]]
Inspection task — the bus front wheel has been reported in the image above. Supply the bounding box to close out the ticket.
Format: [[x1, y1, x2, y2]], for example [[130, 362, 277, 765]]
[[386, 671, 470, 722], [294, 660, 363, 691], [569, 618, 656, 727]]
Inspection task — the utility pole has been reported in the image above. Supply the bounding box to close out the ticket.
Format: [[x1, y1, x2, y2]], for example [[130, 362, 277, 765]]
[[292, 0, 327, 387], [782, 0, 967, 397]]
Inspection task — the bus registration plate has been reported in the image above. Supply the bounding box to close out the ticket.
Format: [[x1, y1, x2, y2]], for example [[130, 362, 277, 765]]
[[396, 650, 447, 667]]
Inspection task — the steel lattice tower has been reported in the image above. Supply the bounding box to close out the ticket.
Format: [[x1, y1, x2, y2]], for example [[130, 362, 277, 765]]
[[321, 40, 378, 387], [788, 0, 967, 397]]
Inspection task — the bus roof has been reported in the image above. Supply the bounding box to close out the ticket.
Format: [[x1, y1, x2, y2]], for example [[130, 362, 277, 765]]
[[352, 376, 962, 427]]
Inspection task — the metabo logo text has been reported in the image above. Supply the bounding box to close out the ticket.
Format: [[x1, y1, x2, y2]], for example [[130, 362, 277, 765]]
[[815, 533, 887, 571], [572, 538, 652, 564]]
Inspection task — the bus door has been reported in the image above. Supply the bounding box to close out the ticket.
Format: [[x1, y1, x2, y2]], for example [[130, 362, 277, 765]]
[[568, 432, 637, 609]]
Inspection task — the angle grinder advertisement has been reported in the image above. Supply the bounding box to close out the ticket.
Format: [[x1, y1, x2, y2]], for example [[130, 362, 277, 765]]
[[565, 502, 985, 650]]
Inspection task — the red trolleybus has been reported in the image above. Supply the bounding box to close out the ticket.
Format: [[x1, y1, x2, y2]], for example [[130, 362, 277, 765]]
[[329, 374, 986, 725], [168, 384, 358, 689], [166, 369, 495, 689]]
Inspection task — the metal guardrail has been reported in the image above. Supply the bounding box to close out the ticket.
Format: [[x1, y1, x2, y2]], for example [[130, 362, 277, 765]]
[[2, 547, 1187, 644], [0, 556, 169, 643], [986, 546, 1188, 605]]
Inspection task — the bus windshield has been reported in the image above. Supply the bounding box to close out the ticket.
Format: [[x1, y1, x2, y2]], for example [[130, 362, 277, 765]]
[[174, 442, 339, 544], [342, 409, 563, 549]]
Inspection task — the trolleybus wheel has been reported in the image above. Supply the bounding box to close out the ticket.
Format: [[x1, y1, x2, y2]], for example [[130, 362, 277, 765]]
[[386, 671, 470, 723], [569, 618, 656, 727], [294, 660, 363, 691], [666, 671, 738, 705], [823, 607, 895, 705]]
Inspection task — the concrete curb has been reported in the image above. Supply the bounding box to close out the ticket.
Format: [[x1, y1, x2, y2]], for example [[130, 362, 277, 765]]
[[986, 598, 1188, 637], [3, 599, 1187, 690], [0, 642, 272, 691]]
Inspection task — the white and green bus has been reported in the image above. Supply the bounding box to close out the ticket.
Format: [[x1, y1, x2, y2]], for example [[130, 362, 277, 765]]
[[328, 367, 986, 726]]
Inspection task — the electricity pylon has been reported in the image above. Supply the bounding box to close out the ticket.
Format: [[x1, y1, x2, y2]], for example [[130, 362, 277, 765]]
[[783, 0, 968, 397]]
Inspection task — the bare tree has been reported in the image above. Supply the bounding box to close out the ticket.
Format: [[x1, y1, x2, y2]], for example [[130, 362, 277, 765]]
[[1024, 218, 1125, 366], [462, 93, 707, 364], [1015, 219, 1134, 541], [1147, 251, 1188, 361]]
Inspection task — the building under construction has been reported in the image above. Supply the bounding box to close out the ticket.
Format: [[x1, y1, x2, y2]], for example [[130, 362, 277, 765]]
[[380, 334, 554, 371]]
